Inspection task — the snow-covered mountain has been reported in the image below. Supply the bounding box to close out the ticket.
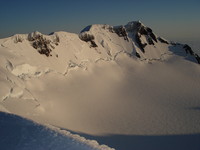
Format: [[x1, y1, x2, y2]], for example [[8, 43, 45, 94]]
[[0, 21, 200, 150]]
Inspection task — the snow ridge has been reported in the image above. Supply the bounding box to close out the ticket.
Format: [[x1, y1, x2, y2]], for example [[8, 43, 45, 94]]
[[0, 112, 115, 150]]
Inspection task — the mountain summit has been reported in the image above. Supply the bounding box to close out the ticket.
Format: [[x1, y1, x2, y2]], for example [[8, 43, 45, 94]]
[[1, 21, 199, 66], [0, 21, 200, 150]]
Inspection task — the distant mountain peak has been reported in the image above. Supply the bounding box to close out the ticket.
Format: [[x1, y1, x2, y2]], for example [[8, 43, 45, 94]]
[[0, 21, 199, 64]]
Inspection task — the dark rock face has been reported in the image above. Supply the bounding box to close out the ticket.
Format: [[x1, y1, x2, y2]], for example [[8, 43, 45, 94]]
[[102, 25, 115, 33], [149, 32, 157, 42], [146, 27, 152, 33], [126, 22, 158, 52], [147, 37, 154, 45], [79, 32, 98, 48], [135, 52, 141, 58], [158, 37, 169, 44], [114, 26, 129, 41], [139, 26, 148, 35], [90, 40, 98, 48], [138, 26, 157, 43], [195, 54, 200, 64], [79, 33, 95, 42], [171, 42, 178, 46], [183, 44, 194, 55], [182, 44, 200, 64], [135, 33, 147, 53], [29, 34, 54, 57]]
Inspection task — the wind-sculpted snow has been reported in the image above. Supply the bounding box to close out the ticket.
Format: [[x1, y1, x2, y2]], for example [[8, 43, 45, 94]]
[[0, 21, 200, 150]]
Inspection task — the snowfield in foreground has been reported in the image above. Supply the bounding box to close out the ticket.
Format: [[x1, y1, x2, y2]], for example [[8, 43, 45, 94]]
[[0, 112, 114, 150], [0, 21, 200, 150]]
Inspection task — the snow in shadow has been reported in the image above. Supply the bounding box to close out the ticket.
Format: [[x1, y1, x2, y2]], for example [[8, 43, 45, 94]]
[[0, 112, 111, 150], [72, 132, 200, 150], [168, 45, 200, 64]]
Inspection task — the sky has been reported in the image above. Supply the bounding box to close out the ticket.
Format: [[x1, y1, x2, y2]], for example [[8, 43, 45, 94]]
[[0, 0, 200, 41]]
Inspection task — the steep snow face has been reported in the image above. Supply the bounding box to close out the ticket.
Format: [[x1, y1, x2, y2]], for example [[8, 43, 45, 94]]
[[79, 22, 200, 63], [124, 21, 200, 62], [0, 21, 200, 150], [0, 112, 114, 150], [79, 24, 135, 59]]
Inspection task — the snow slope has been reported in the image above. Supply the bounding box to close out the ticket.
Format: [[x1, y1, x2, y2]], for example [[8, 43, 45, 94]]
[[0, 21, 200, 150], [0, 112, 114, 150]]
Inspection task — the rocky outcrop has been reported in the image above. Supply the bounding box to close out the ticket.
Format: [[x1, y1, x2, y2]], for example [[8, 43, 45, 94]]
[[147, 36, 154, 45], [182, 44, 200, 64], [79, 32, 98, 48], [79, 32, 95, 42], [102, 25, 115, 33], [135, 52, 141, 58], [195, 54, 200, 64], [90, 40, 98, 48], [139, 27, 157, 43], [28, 32, 58, 57], [183, 44, 194, 55], [127, 21, 157, 43], [113, 26, 129, 41], [149, 33, 157, 42], [125, 21, 158, 52], [135, 33, 146, 53]]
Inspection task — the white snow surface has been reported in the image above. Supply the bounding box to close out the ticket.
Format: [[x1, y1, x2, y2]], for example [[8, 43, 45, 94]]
[[0, 21, 200, 150]]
